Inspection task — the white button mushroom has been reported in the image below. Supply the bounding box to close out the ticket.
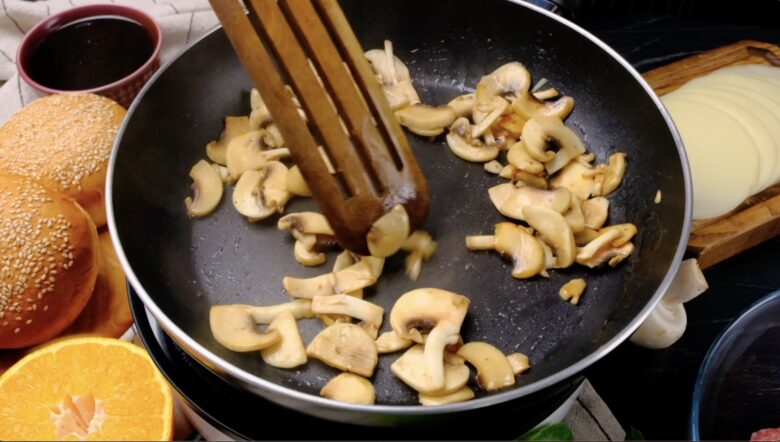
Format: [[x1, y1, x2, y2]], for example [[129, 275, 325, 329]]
[[395, 105, 457, 137], [488, 183, 572, 221], [232, 161, 291, 221], [311, 295, 384, 339], [206, 116, 251, 165], [465, 222, 546, 279], [457, 342, 516, 391], [283, 256, 385, 298], [260, 311, 308, 369], [446, 117, 500, 163], [320, 373, 376, 405], [523, 205, 577, 268], [185, 160, 224, 218], [209, 305, 281, 352], [375, 330, 414, 354], [630, 259, 708, 349], [367, 205, 410, 258], [391, 344, 470, 395], [418, 386, 475, 406], [307, 323, 378, 377], [522, 116, 586, 174]]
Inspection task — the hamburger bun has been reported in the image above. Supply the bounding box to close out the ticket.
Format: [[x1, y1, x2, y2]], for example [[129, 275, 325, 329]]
[[63, 231, 132, 338], [0, 173, 99, 349], [0, 93, 126, 228]]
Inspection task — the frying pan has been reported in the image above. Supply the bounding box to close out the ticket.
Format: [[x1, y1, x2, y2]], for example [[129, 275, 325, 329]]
[[108, 0, 691, 426]]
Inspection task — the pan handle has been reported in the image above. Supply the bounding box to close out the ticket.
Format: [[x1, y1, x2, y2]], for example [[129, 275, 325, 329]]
[[521, 0, 583, 18]]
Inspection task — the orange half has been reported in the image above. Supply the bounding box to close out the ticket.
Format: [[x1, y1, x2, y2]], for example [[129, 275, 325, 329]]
[[0, 337, 173, 441]]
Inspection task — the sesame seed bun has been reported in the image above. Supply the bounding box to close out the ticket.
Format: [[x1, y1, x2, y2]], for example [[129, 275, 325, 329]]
[[0, 93, 126, 228], [62, 231, 132, 339], [0, 173, 99, 349]]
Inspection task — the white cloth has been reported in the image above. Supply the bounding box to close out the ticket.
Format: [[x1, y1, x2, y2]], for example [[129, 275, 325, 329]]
[[0, 0, 219, 124]]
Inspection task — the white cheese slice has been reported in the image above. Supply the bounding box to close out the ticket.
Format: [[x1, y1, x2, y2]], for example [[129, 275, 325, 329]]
[[686, 73, 780, 186], [661, 95, 758, 220], [666, 87, 777, 193]]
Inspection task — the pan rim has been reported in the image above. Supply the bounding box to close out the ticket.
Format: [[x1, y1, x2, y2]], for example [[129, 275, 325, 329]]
[[106, 0, 692, 415]]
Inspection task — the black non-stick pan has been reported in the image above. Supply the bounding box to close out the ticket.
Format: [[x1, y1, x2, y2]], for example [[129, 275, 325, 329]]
[[108, 0, 691, 426]]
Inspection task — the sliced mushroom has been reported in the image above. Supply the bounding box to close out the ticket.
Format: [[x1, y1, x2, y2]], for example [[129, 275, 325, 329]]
[[395, 105, 457, 137], [533, 87, 560, 101], [286, 165, 312, 197], [582, 197, 609, 229], [471, 96, 509, 139], [523, 205, 577, 268], [206, 116, 251, 165], [209, 305, 281, 352], [400, 231, 438, 281], [312, 295, 384, 339], [383, 87, 411, 111], [446, 117, 499, 163], [293, 240, 327, 267], [550, 161, 596, 201], [478, 62, 532, 98], [574, 227, 600, 247], [366, 204, 410, 258], [465, 222, 545, 279], [488, 183, 571, 220], [237, 300, 314, 324], [522, 116, 586, 174], [185, 160, 224, 217], [260, 311, 307, 369], [457, 342, 516, 391], [263, 124, 285, 148], [507, 141, 545, 175], [419, 386, 475, 406], [375, 330, 414, 354], [307, 323, 378, 377], [365, 40, 421, 106], [577, 229, 622, 262], [226, 130, 290, 180], [494, 113, 527, 138], [511, 93, 574, 121], [278, 212, 335, 237], [283, 256, 385, 298], [599, 223, 638, 247], [391, 344, 470, 395], [599, 153, 627, 196], [559, 278, 587, 305], [484, 160, 504, 175], [405, 250, 424, 281], [563, 194, 586, 233], [577, 242, 634, 268], [211, 163, 235, 185], [511, 169, 548, 189], [232, 161, 291, 221], [506, 353, 531, 375], [249, 88, 272, 129], [320, 373, 376, 405], [538, 239, 555, 277], [447, 93, 476, 118], [390, 288, 470, 392]]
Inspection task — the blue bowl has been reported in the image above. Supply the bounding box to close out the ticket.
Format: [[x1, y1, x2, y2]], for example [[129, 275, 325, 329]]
[[691, 290, 780, 440]]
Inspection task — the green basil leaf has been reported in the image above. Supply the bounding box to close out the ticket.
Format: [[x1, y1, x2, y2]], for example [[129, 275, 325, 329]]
[[518, 422, 574, 441]]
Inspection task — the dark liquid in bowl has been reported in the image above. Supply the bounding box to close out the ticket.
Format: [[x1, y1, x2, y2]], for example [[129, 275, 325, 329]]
[[27, 16, 154, 90]]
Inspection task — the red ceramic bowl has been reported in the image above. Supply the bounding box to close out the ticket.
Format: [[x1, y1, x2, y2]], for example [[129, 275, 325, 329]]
[[17, 4, 162, 108]]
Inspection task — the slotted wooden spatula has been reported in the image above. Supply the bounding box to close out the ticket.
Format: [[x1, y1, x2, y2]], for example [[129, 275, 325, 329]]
[[209, 0, 429, 254]]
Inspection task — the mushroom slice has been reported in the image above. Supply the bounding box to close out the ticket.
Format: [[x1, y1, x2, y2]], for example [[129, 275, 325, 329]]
[[232, 162, 291, 221], [466, 223, 545, 279], [599, 223, 638, 247], [320, 373, 376, 405], [574, 227, 600, 247], [578, 242, 634, 268], [533, 87, 560, 100], [478, 62, 532, 98], [457, 342, 516, 391], [391, 345, 470, 395], [419, 386, 475, 406], [367, 205, 410, 258], [375, 330, 414, 354], [390, 288, 470, 392], [577, 229, 622, 261], [401, 231, 438, 281], [262, 124, 285, 148], [283, 257, 385, 298], [365, 41, 421, 105], [550, 161, 596, 201], [185, 160, 224, 217], [206, 116, 251, 165], [249, 88, 272, 129], [209, 305, 281, 352], [488, 183, 571, 220], [582, 197, 609, 230], [484, 160, 504, 175], [600, 153, 627, 196], [506, 353, 531, 375], [278, 212, 336, 237], [243, 300, 314, 323], [511, 93, 574, 121], [447, 93, 476, 118], [471, 96, 509, 139], [446, 117, 499, 163], [307, 323, 378, 377], [312, 295, 384, 339], [260, 311, 307, 369], [507, 141, 545, 175], [226, 130, 290, 180], [563, 194, 586, 233], [212, 163, 235, 185], [522, 116, 586, 174], [384, 87, 411, 111], [559, 278, 587, 305], [286, 166, 312, 197], [523, 205, 577, 268], [293, 240, 326, 267], [510, 169, 548, 189], [395, 105, 457, 136]]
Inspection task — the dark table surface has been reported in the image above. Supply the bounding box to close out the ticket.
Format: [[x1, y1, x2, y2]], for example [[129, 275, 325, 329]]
[[577, 14, 780, 440]]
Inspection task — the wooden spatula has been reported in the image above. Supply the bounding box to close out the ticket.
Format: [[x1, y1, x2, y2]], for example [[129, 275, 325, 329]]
[[209, 0, 429, 255]]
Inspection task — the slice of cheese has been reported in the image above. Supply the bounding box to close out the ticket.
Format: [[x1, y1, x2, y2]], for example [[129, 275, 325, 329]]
[[666, 87, 777, 193], [687, 73, 780, 186], [661, 95, 758, 220]]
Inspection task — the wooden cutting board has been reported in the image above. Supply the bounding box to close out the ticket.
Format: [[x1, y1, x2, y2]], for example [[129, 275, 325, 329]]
[[643, 40, 780, 269]]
